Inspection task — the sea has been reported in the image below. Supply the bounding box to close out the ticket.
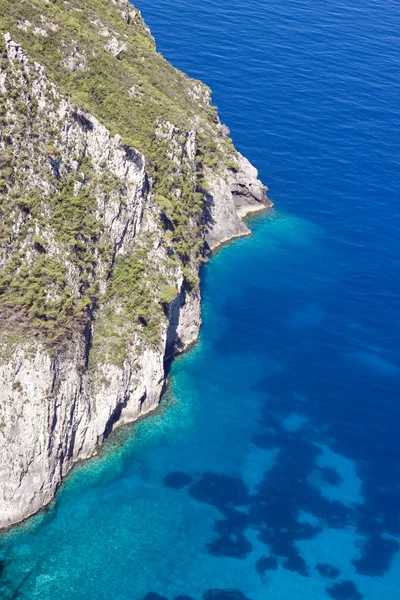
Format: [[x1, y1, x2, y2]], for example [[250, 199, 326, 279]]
[[1, 0, 400, 598]]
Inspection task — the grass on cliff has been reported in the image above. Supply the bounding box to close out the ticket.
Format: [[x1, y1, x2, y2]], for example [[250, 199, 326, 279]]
[[0, 60, 103, 343], [0, 0, 237, 352], [0, 0, 236, 249], [0, 0, 218, 158]]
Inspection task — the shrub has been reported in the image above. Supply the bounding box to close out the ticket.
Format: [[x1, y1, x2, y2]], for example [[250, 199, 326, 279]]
[[159, 284, 178, 305]]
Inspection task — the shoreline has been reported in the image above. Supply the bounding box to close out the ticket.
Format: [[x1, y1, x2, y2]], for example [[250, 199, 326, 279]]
[[0, 200, 273, 535], [209, 199, 274, 254]]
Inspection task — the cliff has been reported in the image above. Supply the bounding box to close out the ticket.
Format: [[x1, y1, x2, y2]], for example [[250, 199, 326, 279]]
[[0, 0, 272, 529]]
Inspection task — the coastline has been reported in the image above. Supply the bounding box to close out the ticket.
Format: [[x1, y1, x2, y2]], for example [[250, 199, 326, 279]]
[[208, 198, 273, 254], [0, 200, 273, 534], [0, 1, 273, 531]]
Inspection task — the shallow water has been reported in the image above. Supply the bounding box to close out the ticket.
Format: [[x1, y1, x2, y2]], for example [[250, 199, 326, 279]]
[[1, 0, 400, 598]]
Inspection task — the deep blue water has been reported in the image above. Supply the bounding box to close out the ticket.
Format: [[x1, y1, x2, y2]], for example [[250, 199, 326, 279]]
[[1, 0, 400, 598]]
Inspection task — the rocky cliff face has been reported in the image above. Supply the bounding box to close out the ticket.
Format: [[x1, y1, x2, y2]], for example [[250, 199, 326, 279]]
[[0, 0, 271, 529]]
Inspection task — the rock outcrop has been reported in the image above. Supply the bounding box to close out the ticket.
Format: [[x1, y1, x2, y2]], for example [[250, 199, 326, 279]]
[[0, 0, 272, 530]]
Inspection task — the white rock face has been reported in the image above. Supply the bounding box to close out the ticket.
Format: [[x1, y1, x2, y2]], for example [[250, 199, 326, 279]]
[[0, 334, 169, 528], [104, 36, 127, 58], [205, 153, 272, 250], [0, 33, 271, 529]]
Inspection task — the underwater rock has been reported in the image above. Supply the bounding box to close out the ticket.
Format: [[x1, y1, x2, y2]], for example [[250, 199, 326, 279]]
[[203, 589, 252, 600], [163, 472, 193, 490], [326, 580, 363, 600], [143, 593, 168, 600], [188, 472, 249, 509]]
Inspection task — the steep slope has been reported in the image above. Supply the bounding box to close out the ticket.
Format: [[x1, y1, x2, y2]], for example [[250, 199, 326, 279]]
[[0, 0, 272, 529]]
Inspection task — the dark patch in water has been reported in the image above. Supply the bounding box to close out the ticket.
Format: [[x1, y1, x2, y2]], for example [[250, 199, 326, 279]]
[[352, 534, 399, 576], [143, 594, 168, 600], [247, 359, 400, 580], [172, 319, 399, 584], [247, 428, 351, 576], [316, 563, 340, 579], [282, 553, 309, 577], [208, 531, 252, 559], [258, 344, 400, 548], [203, 589, 251, 600], [188, 472, 249, 509], [208, 508, 252, 558], [255, 555, 278, 575], [182, 402, 358, 577], [326, 581, 363, 600], [163, 472, 193, 489], [321, 467, 343, 486], [215, 507, 250, 532], [251, 432, 277, 450]]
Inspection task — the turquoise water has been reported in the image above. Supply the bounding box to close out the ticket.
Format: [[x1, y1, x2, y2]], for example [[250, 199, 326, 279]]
[[1, 0, 400, 598]]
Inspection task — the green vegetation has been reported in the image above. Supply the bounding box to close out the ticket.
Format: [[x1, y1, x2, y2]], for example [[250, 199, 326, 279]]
[[0, 0, 237, 254], [226, 159, 239, 172], [159, 285, 178, 305], [0, 0, 239, 357], [90, 247, 171, 366], [0, 0, 217, 156], [0, 255, 79, 340], [0, 106, 107, 343]]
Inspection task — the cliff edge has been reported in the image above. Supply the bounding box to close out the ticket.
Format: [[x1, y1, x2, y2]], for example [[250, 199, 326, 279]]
[[0, 0, 272, 529]]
